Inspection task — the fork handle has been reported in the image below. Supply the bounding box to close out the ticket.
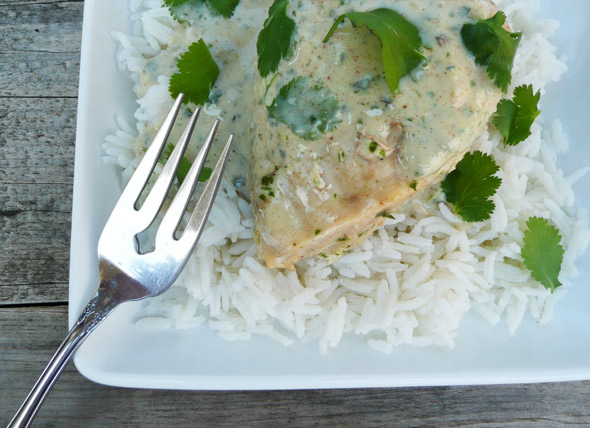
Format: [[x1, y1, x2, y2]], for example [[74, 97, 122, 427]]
[[7, 289, 118, 428]]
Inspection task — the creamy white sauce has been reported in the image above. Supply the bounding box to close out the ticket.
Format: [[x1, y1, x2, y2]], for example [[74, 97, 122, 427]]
[[134, 1, 269, 188], [134, 0, 502, 268]]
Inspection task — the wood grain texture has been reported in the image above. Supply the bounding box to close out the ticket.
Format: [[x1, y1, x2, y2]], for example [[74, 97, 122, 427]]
[[1, 306, 589, 428], [0, 97, 75, 304], [0, 183, 71, 303], [0, 0, 82, 5], [0, 2, 82, 97], [0, 97, 76, 184]]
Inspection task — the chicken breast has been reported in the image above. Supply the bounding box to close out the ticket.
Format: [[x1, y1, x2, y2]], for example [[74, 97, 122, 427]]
[[250, 0, 503, 269]]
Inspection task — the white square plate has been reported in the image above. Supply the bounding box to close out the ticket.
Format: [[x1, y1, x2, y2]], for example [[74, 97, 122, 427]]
[[70, 0, 590, 389]]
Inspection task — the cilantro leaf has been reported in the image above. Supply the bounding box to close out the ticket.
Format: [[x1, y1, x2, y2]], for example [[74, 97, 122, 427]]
[[169, 39, 219, 106], [461, 11, 522, 92], [441, 151, 502, 222], [163, 0, 240, 19], [202, 0, 239, 17], [197, 166, 213, 183], [323, 8, 425, 93], [493, 84, 541, 146], [521, 217, 564, 292], [267, 77, 341, 140], [164, 143, 212, 184], [257, 0, 296, 78]]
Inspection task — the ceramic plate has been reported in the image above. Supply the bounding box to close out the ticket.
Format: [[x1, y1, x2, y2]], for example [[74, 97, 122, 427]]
[[69, 0, 590, 389]]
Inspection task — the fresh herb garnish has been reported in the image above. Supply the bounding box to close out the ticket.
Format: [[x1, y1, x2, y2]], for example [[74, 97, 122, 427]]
[[521, 217, 564, 292], [169, 39, 219, 105], [323, 8, 425, 93], [261, 175, 274, 187], [163, 0, 240, 19], [197, 166, 212, 182], [267, 77, 341, 140], [259, 172, 276, 199], [441, 151, 502, 222], [493, 84, 541, 145], [163, 143, 212, 184], [460, 11, 522, 92], [257, 0, 296, 78]]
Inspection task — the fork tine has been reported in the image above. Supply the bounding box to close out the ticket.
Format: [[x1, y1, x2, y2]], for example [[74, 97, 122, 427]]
[[117, 94, 184, 216], [134, 106, 202, 232], [175, 135, 233, 252], [155, 120, 221, 246]]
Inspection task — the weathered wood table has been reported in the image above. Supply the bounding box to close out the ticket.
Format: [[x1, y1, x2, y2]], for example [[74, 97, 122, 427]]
[[1, 1, 589, 426]]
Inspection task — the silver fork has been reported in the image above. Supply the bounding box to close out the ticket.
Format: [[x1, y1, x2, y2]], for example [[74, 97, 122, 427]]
[[8, 94, 233, 428]]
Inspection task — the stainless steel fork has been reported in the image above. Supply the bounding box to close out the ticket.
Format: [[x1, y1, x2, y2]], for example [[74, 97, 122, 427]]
[[8, 94, 233, 428]]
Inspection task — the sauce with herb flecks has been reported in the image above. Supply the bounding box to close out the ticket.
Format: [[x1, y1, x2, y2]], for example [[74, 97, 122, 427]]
[[135, 0, 502, 269]]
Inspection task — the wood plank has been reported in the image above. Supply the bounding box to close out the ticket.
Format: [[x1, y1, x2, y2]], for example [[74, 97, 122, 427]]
[[0, 97, 77, 184], [0, 52, 80, 98], [0, 207, 70, 303], [0, 2, 82, 53], [0, 183, 71, 303], [0, 1, 82, 5], [1, 306, 589, 428], [0, 97, 75, 303], [0, 2, 82, 97], [0, 183, 71, 212], [0, 283, 67, 305]]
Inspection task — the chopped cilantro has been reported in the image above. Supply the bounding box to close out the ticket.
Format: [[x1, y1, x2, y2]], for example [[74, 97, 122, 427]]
[[257, 0, 296, 77], [521, 217, 564, 292], [163, 143, 212, 184], [261, 174, 274, 186], [338, 150, 346, 162], [163, 0, 240, 19], [259, 172, 277, 200], [441, 151, 501, 222], [267, 77, 341, 140], [315, 229, 321, 235], [197, 167, 212, 183], [323, 8, 425, 93], [493, 84, 541, 146], [169, 39, 219, 105], [409, 180, 418, 191], [461, 11, 522, 92], [369, 141, 378, 153]]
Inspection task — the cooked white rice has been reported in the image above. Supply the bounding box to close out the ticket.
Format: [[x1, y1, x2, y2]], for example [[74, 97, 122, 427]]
[[106, 0, 590, 353]]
